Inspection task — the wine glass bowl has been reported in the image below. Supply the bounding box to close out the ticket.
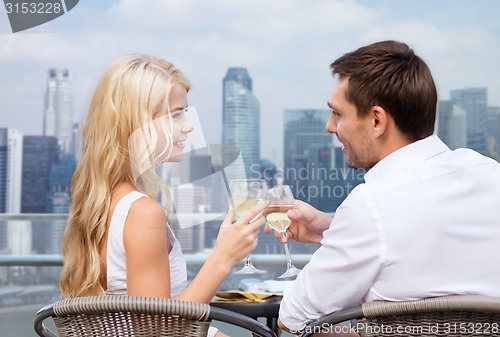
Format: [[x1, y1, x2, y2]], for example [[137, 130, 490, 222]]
[[228, 179, 267, 275], [266, 185, 301, 279]]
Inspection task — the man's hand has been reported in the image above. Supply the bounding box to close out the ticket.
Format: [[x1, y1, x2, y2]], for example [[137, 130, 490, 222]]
[[264, 200, 332, 244]]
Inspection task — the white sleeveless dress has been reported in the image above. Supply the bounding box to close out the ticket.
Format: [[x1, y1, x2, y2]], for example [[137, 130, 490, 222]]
[[105, 191, 218, 336]]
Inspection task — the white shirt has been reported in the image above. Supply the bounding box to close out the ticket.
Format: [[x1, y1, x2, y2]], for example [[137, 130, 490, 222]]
[[280, 135, 500, 331]]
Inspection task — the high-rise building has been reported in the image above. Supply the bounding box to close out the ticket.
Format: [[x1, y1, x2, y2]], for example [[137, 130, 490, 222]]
[[450, 88, 488, 156], [46, 154, 76, 254], [44, 69, 73, 154], [222, 67, 260, 179], [8, 129, 23, 213], [0, 128, 23, 256], [283, 109, 364, 213], [172, 183, 198, 253], [0, 221, 6, 253], [283, 109, 334, 209], [0, 128, 23, 213], [307, 145, 338, 212], [48, 153, 76, 203], [260, 158, 278, 188], [21, 136, 60, 213], [22, 136, 60, 256], [283, 109, 332, 170], [0, 129, 7, 254], [0, 129, 7, 213], [487, 107, 500, 161], [437, 100, 467, 150], [7, 221, 31, 255], [72, 122, 83, 161], [222, 67, 252, 109]]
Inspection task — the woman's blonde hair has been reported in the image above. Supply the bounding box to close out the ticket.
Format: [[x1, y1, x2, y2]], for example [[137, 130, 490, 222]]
[[60, 54, 190, 298]]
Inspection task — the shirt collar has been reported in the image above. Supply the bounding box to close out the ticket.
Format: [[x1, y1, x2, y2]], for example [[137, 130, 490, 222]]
[[364, 135, 450, 183]]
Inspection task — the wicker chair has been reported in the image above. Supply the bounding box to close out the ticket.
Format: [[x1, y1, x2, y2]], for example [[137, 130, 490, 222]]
[[34, 296, 277, 337], [300, 295, 500, 337]]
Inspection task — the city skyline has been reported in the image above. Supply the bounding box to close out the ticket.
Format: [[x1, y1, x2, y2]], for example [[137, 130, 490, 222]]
[[2, 78, 499, 167], [1, 0, 500, 165]]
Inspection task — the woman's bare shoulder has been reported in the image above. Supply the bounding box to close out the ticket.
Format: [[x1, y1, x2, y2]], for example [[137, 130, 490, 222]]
[[123, 195, 169, 258], [127, 196, 167, 230]]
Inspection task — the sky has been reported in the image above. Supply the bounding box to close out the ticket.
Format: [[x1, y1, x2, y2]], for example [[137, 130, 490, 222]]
[[1, 0, 499, 165]]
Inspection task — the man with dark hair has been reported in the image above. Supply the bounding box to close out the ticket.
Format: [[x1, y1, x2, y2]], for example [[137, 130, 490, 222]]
[[269, 40, 500, 334]]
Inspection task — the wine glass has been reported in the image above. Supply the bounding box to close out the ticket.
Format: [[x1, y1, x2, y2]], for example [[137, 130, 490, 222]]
[[266, 185, 301, 279], [228, 179, 268, 274]]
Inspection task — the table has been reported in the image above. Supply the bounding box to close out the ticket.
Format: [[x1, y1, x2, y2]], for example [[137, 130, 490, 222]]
[[210, 300, 282, 336]]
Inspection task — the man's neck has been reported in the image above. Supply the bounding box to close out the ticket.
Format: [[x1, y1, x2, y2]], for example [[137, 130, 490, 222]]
[[377, 131, 414, 163]]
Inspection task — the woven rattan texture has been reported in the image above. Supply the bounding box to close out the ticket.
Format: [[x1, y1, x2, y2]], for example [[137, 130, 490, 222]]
[[363, 295, 500, 318], [357, 296, 500, 337], [51, 296, 211, 337], [357, 311, 500, 337]]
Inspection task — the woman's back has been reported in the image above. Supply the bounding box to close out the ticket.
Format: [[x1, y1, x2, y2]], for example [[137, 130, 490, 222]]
[[101, 186, 187, 298]]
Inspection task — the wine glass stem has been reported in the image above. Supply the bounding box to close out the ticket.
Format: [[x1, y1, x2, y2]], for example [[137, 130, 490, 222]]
[[281, 232, 294, 268], [244, 255, 254, 267], [233, 216, 259, 271]]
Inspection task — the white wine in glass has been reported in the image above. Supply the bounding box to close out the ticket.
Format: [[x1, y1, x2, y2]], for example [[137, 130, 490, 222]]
[[228, 179, 267, 275], [230, 197, 262, 218], [266, 185, 301, 279], [266, 205, 294, 232]]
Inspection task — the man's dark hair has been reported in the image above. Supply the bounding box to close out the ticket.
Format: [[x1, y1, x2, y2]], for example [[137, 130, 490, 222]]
[[330, 40, 437, 141]]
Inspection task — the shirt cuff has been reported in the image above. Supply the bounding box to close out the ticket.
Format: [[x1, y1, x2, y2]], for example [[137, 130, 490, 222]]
[[207, 326, 219, 337], [278, 282, 309, 333]]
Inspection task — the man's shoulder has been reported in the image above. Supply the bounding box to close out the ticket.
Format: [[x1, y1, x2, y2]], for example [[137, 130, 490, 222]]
[[430, 147, 500, 173], [336, 182, 372, 212]]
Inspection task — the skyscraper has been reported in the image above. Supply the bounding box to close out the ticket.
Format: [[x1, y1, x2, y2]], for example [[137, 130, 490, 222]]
[[437, 100, 467, 150], [222, 67, 260, 179], [260, 158, 278, 188], [487, 107, 500, 161], [7, 221, 31, 255], [307, 145, 338, 211], [72, 122, 83, 161], [46, 154, 76, 254], [0, 128, 23, 213], [7, 129, 23, 213], [283, 109, 364, 213], [283, 109, 332, 171], [283, 109, 334, 209], [223, 67, 252, 108], [0, 129, 7, 213], [21, 136, 60, 213], [22, 136, 60, 256], [0, 128, 23, 256], [173, 183, 194, 246], [44, 69, 73, 154], [450, 87, 488, 156]]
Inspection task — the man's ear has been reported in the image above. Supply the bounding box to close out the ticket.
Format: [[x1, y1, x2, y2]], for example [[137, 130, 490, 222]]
[[370, 105, 389, 139]]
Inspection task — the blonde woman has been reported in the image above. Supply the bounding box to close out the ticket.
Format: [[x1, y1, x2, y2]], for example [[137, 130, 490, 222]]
[[60, 54, 267, 337]]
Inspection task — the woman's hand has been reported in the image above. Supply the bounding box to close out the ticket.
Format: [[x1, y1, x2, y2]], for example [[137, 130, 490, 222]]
[[214, 201, 268, 267], [178, 201, 268, 303], [264, 200, 331, 244]]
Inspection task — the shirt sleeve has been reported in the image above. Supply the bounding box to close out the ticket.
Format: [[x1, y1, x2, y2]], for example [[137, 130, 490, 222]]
[[279, 186, 385, 332], [207, 326, 219, 337]]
